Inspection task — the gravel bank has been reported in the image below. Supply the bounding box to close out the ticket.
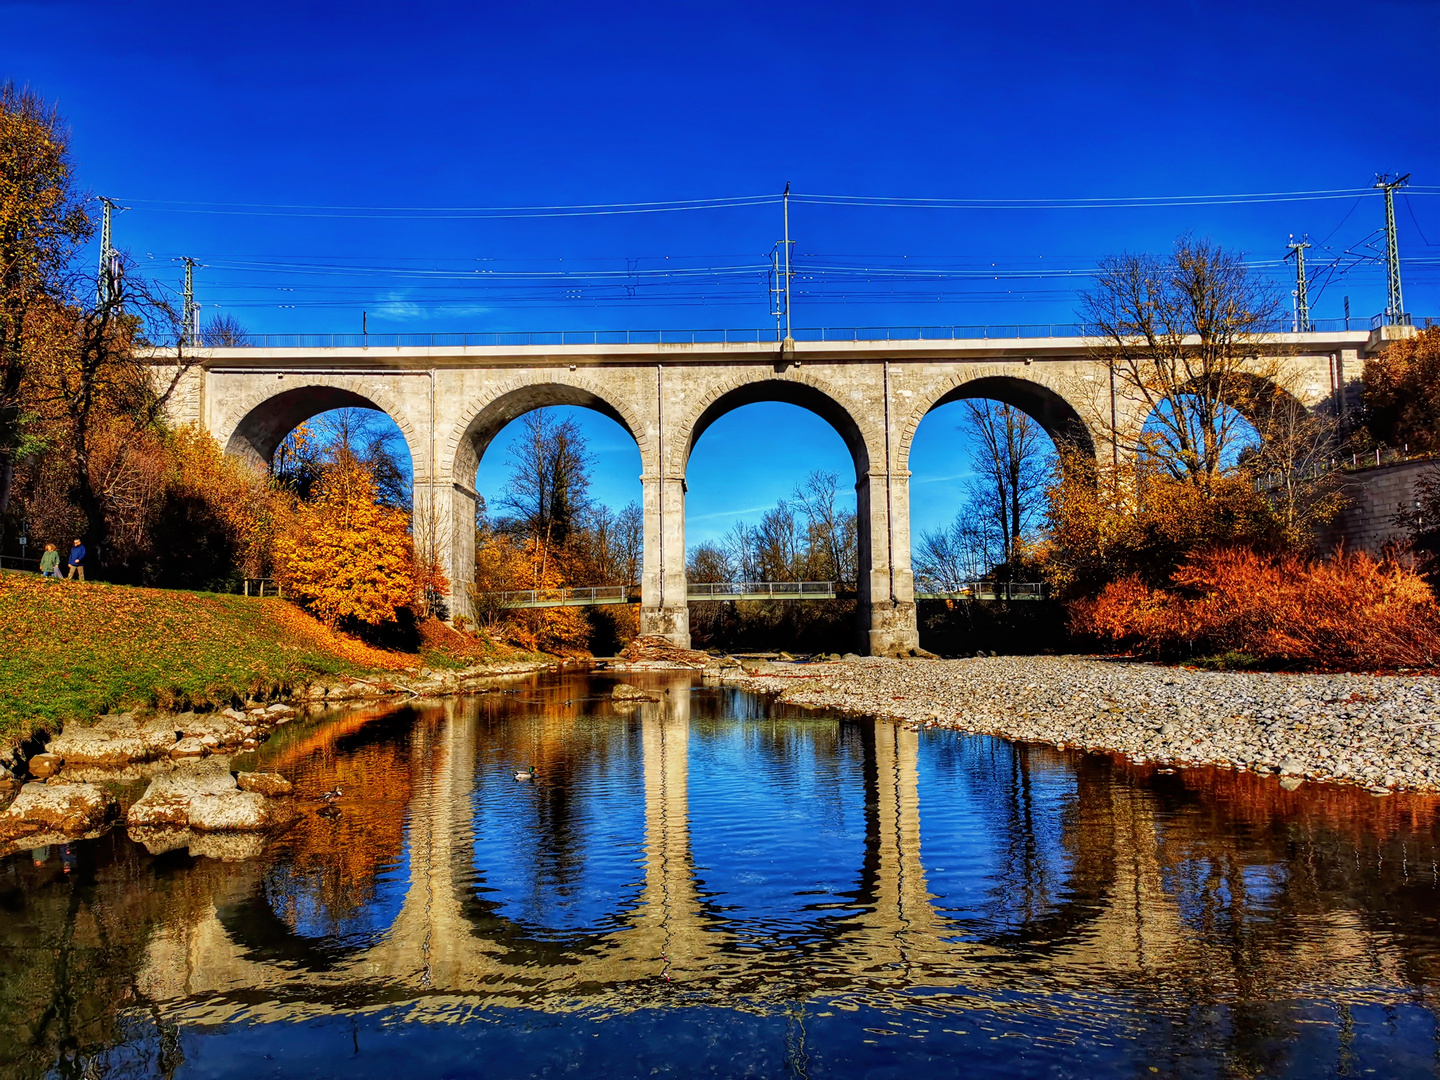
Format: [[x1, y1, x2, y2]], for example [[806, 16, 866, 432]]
[[734, 656, 1440, 793]]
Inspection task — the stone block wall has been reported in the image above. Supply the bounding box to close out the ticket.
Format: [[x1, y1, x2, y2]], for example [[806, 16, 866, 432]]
[[1318, 458, 1438, 555]]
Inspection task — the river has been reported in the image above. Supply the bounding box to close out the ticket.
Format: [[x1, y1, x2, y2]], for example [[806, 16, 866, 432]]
[[3, 669, 1440, 1078]]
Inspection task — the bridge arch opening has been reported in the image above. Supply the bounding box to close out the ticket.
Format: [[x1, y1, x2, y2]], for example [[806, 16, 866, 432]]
[[223, 384, 417, 480], [681, 379, 871, 652], [904, 374, 1089, 579], [1128, 373, 1314, 482], [454, 382, 645, 652]]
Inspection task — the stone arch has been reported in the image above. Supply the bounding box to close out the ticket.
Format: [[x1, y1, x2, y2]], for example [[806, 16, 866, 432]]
[[896, 366, 1099, 476], [218, 377, 423, 475], [446, 375, 652, 487], [673, 370, 878, 479]]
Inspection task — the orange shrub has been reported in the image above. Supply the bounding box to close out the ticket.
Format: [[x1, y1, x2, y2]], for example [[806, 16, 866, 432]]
[[1074, 547, 1440, 670]]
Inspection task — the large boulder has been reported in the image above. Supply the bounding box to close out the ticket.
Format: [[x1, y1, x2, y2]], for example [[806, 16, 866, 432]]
[[0, 782, 117, 848], [127, 761, 293, 833], [48, 713, 182, 766], [236, 771, 292, 797]]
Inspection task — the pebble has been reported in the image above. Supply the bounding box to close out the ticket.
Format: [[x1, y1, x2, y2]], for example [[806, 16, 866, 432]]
[[737, 656, 1440, 792]]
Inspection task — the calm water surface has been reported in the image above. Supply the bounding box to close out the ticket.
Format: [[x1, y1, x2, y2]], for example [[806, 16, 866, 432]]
[[4, 670, 1440, 1078]]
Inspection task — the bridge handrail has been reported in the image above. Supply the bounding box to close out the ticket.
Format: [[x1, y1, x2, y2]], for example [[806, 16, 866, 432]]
[[915, 581, 1047, 600], [480, 585, 634, 605], [226, 316, 1410, 351], [686, 580, 841, 598]]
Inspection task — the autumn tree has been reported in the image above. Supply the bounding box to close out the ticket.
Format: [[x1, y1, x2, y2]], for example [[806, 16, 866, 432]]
[[0, 83, 93, 518], [1082, 237, 1281, 488], [273, 454, 418, 627], [1361, 325, 1440, 452], [1043, 446, 1279, 598], [18, 255, 195, 572], [274, 407, 410, 509]]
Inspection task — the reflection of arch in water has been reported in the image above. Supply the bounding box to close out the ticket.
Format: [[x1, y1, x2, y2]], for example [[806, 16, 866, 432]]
[[186, 693, 1242, 1009]]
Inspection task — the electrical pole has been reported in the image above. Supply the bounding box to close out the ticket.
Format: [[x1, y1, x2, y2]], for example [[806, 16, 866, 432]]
[[769, 246, 784, 341], [97, 197, 121, 307], [783, 182, 793, 343], [180, 257, 199, 346], [1285, 235, 1311, 333], [1375, 173, 1410, 326]]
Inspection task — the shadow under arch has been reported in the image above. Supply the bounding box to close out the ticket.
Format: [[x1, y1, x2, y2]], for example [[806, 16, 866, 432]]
[[449, 381, 647, 486], [681, 378, 872, 478], [907, 374, 1096, 472], [1169, 370, 1312, 428], [223, 384, 417, 473]]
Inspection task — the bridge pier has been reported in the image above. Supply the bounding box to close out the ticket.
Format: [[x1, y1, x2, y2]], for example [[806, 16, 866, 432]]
[[639, 472, 691, 648], [857, 469, 920, 657]]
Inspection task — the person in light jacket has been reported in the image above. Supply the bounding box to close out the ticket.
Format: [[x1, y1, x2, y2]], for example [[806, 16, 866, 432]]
[[39, 544, 60, 579]]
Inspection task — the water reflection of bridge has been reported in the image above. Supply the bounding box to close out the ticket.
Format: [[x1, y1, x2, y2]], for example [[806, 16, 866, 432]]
[[135, 691, 1414, 1021]]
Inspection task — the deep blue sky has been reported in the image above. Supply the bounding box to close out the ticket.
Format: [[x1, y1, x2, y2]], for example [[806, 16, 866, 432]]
[[7, 0, 1440, 547]]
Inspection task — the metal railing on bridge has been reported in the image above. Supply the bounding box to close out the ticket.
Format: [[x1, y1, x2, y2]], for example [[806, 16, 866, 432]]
[[228, 316, 1407, 352], [916, 582, 1046, 601], [688, 581, 844, 601], [482, 585, 636, 608], [482, 582, 846, 608], [479, 580, 1044, 607]]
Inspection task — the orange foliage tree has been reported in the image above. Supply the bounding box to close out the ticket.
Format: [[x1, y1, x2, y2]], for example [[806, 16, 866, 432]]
[[1074, 546, 1440, 670], [1042, 447, 1279, 598], [273, 454, 418, 627], [1362, 325, 1440, 452], [473, 529, 591, 653]]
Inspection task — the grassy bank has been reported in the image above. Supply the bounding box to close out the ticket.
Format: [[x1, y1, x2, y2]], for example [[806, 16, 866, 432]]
[[0, 573, 524, 747]]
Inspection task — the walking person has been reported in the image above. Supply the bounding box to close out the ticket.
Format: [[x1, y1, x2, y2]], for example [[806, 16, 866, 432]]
[[39, 543, 60, 580], [66, 539, 85, 581]]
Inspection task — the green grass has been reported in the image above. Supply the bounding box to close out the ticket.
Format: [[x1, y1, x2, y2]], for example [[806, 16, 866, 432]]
[[1191, 651, 1263, 671], [0, 573, 366, 746]]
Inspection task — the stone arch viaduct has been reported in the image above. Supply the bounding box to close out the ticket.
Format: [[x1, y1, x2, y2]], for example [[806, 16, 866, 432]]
[[160, 328, 1377, 654]]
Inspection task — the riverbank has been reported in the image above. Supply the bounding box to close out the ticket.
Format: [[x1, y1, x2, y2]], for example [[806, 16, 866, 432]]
[[0, 573, 553, 755], [732, 655, 1440, 793]]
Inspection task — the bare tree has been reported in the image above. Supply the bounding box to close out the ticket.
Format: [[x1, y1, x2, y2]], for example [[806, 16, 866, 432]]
[[613, 500, 642, 585], [913, 516, 997, 591], [1248, 391, 1344, 547], [1081, 236, 1281, 487], [497, 410, 593, 566], [201, 312, 250, 347], [791, 469, 857, 581], [962, 400, 1050, 568], [687, 540, 733, 583]]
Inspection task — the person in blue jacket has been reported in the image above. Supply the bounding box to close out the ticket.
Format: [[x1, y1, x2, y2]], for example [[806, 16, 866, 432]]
[[66, 539, 86, 581]]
